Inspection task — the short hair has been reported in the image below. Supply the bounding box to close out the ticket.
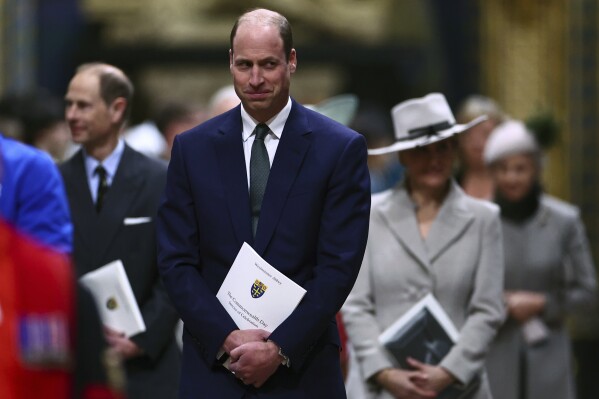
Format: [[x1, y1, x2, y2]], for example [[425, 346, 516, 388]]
[[456, 94, 505, 126], [230, 8, 293, 61], [0, 89, 64, 143], [76, 62, 134, 123], [154, 102, 197, 135]]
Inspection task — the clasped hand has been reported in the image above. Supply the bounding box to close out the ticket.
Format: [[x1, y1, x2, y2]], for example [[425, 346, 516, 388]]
[[104, 326, 143, 359], [222, 329, 283, 388], [376, 357, 455, 399], [504, 290, 546, 323]]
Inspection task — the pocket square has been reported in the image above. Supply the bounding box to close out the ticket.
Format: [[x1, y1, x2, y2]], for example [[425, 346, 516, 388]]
[[123, 217, 152, 226]]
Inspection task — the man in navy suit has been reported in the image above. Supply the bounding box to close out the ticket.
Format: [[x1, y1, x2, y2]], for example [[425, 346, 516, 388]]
[[157, 8, 371, 398]]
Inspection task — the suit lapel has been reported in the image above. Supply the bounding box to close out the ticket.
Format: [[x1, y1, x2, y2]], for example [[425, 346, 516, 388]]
[[65, 151, 98, 256], [214, 109, 253, 248], [92, 145, 144, 261], [425, 182, 474, 262], [377, 185, 431, 270], [253, 102, 311, 254]]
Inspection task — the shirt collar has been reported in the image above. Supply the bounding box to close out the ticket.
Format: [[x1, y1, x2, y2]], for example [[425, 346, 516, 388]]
[[241, 97, 292, 142], [84, 139, 125, 181]]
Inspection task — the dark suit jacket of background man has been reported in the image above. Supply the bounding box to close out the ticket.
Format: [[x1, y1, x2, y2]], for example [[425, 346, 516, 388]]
[[157, 99, 371, 398], [60, 145, 180, 399]]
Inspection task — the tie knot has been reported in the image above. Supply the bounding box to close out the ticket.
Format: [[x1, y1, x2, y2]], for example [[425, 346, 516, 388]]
[[254, 123, 270, 140], [94, 164, 107, 177]]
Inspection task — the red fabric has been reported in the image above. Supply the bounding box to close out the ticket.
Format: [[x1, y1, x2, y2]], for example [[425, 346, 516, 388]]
[[336, 312, 348, 363], [0, 220, 74, 399], [83, 385, 125, 399]]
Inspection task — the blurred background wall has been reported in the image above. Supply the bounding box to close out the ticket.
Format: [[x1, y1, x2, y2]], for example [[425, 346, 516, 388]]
[[0, 0, 598, 389]]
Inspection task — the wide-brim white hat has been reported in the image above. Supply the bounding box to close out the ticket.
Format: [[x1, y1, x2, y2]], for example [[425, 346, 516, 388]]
[[368, 93, 487, 155]]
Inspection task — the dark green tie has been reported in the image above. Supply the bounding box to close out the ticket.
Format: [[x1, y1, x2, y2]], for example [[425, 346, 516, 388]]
[[250, 123, 271, 236], [95, 165, 109, 213]]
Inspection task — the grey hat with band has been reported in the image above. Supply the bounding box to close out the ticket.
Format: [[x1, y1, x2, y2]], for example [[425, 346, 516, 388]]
[[368, 93, 487, 155]]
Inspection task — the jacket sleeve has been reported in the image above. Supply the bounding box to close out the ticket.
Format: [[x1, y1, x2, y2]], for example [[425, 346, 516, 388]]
[[130, 278, 180, 361], [543, 211, 597, 323], [129, 164, 181, 361], [13, 151, 73, 254], [341, 236, 395, 383], [157, 136, 238, 366], [267, 134, 371, 370], [439, 207, 506, 385]]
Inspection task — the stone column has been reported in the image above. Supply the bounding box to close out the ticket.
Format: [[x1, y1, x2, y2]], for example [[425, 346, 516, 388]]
[[3, 0, 36, 93]]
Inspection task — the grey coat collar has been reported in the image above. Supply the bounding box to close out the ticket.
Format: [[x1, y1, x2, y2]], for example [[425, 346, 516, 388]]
[[373, 180, 474, 269]]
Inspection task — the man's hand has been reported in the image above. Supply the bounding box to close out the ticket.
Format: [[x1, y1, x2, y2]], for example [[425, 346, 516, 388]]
[[374, 367, 437, 399], [228, 340, 283, 388], [104, 326, 143, 359], [221, 329, 270, 354], [505, 291, 546, 323]]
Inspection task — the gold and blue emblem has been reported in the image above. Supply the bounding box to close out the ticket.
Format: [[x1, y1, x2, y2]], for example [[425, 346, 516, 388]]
[[251, 279, 268, 298]]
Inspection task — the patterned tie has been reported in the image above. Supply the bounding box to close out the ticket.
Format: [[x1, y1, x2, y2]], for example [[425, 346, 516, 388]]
[[95, 165, 109, 213], [250, 123, 271, 236]]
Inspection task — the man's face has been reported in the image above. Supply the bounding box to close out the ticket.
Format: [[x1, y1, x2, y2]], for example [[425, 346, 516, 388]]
[[230, 23, 296, 122], [64, 71, 114, 147]]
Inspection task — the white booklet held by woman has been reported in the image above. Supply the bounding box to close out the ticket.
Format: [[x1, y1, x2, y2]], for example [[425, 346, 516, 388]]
[[216, 242, 306, 333], [79, 260, 146, 337]]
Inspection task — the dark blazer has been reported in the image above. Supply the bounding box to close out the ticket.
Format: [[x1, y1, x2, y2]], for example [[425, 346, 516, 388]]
[[60, 145, 180, 399], [157, 100, 371, 398]]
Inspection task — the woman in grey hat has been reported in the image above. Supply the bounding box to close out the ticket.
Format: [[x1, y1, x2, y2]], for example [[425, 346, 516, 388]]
[[342, 93, 505, 399], [483, 120, 597, 399]]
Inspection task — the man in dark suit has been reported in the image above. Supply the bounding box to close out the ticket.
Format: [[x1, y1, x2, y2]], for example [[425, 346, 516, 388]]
[[157, 8, 371, 398], [61, 63, 180, 399]]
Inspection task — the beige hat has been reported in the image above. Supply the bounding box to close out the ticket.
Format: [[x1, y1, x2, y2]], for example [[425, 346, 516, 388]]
[[368, 93, 487, 155], [483, 120, 539, 165]]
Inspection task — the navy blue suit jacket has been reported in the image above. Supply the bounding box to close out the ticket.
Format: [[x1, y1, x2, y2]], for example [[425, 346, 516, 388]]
[[157, 100, 370, 398]]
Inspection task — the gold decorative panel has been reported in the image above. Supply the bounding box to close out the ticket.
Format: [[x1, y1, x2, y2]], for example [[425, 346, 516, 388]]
[[479, 0, 568, 198], [81, 0, 430, 46]]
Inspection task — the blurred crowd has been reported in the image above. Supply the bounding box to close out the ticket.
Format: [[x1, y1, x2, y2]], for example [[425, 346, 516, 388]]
[[0, 63, 597, 399]]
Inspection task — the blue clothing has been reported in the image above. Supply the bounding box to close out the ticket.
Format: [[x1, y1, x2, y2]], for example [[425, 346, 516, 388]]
[[0, 135, 72, 253], [158, 100, 371, 398]]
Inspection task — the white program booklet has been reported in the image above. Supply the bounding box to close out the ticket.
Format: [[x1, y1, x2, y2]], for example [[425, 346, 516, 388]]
[[79, 259, 146, 337], [216, 242, 307, 333]]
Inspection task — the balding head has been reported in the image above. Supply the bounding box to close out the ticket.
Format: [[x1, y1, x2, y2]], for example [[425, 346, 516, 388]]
[[230, 8, 293, 61], [76, 63, 134, 124]]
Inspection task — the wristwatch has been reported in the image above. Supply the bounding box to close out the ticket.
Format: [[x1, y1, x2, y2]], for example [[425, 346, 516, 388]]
[[267, 339, 290, 368], [216, 349, 229, 365], [277, 346, 291, 368]]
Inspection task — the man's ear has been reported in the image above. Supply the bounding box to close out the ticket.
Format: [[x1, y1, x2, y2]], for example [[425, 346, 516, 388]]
[[109, 97, 127, 125], [288, 49, 297, 73], [229, 49, 234, 72]]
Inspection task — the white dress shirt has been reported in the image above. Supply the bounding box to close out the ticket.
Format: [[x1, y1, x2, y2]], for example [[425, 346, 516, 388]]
[[83, 139, 125, 203], [241, 98, 292, 188]]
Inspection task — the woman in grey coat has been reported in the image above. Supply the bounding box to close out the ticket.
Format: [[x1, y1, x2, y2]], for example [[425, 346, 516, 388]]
[[342, 93, 505, 399], [484, 120, 597, 399]]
